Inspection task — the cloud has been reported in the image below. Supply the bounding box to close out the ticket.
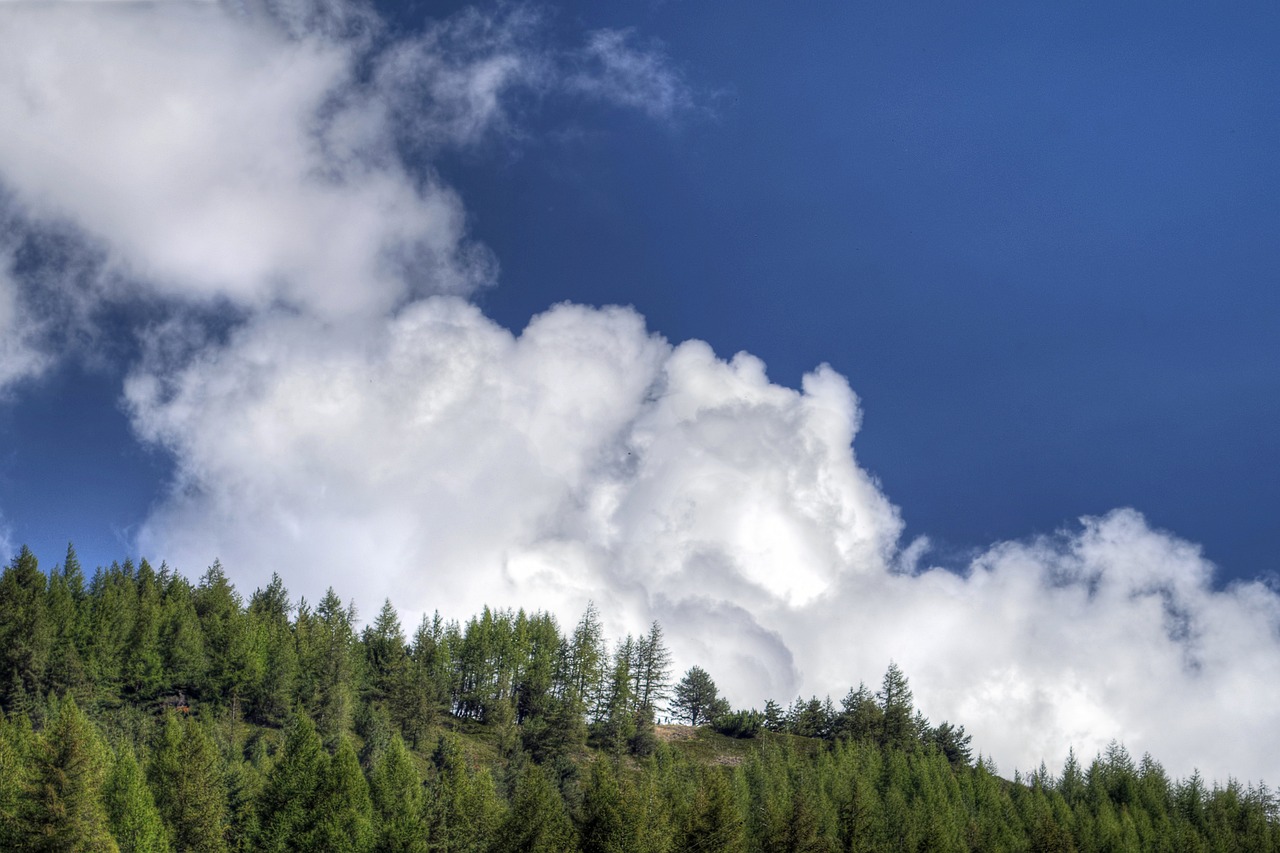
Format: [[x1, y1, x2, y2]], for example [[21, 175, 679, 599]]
[[125, 298, 1280, 785], [0, 2, 497, 321], [0, 242, 50, 395], [567, 29, 695, 120], [124, 297, 902, 693], [4, 0, 1279, 789]]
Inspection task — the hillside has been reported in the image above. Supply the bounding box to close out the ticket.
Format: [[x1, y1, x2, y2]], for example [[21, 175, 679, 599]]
[[1, 545, 1278, 851]]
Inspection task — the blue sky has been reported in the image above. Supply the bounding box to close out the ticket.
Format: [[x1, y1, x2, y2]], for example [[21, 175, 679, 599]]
[[0, 0, 1278, 781], [7, 1, 1277, 582]]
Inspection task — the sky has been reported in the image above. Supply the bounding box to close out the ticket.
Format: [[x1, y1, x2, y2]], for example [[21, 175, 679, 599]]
[[0, 0, 1277, 784]]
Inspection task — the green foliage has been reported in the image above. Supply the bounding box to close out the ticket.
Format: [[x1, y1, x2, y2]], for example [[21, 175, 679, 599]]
[[23, 695, 118, 852], [713, 708, 763, 739], [149, 714, 228, 852], [2, 545, 1279, 853], [492, 763, 576, 853], [104, 742, 170, 853], [369, 734, 428, 853], [0, 546, 53, 712], [671, 666, 724, 727]]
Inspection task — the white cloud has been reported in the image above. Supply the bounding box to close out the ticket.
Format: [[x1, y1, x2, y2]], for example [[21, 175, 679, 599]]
[[568, 29, 694, 120], [0, 2, 517, 320], [0, 247, 49, 395], [126, 298, 1280, 785]]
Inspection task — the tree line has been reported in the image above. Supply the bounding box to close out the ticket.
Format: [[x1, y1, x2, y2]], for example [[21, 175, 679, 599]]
[[1, 544, 1277, 851]]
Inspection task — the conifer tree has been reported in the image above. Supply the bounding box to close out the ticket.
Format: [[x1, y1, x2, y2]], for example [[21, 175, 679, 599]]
[[104, 741, 170, 853], [45, 544, 91, 703], [676, 766, 743, 852], [0, 546, 52, 710], [23, 695, 118, 852], [245, 577, 298, 727], [150, 714, 228, 853], [0, 709, 29, 849], [308, 737, 374, 852], [580, 759, 641, 853], [256, 711, 327, 852], [425, 734, 502, 852], [492, 763, 576, 853], [369, 734, 428, 853], [671, 666, 721, 727], [876, 662, 915, 749], [124, 560, 166, 700]]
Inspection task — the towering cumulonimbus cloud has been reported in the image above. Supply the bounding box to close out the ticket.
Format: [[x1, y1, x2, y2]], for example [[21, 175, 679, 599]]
[[1, 0, 1278, 787]]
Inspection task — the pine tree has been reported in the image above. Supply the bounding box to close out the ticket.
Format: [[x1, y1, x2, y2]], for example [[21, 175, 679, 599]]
[[45, 544, 92, 703], [23, 695, 119, 852], [307, 736, 374, 852], [676, 766, 743, 852], [634, 621, 673, 713], [369, 734, 428, 853], [149, 714, 228, 852], [491, 763, 576, 853], [876, 662, 915, 749], [580, 759, 643, 853], [671, 666, 721, 727], [256, 711, 327, 852], [424, 734, 502, 852], [104, 741, 170, 853], [0, 546, 52, 711]]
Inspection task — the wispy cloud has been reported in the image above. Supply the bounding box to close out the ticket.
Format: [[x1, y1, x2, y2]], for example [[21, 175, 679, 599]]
[[567, 28, 695, 120]]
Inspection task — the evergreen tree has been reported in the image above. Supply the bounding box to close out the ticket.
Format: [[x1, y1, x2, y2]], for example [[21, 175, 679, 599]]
[[671, 666, 721, 727], [256, 711, 327, 852], [676, 766, 743, 852], [580, 759, 644, 853], [104, 741, 170, 853], [492, 763, 576, 853], [45, 544, 92, 703], [150, 714, 229, 853], [246, 575, 297, 727], [424, 734, 502, 852], [23, 695, 118, 852], [0, 546, 52, 711], [876, 662, 915, 749], [634, 621, 673, 713], [308, 737, 374, 852], [160, 574, 207, 696], [369, 734, 428, 853]]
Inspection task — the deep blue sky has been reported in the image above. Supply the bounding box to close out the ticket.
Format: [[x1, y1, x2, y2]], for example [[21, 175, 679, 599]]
[[3, 1, 1278, 585]]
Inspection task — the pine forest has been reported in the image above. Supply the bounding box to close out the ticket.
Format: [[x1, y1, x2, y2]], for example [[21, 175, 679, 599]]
[[1, 543, 1277, 852]]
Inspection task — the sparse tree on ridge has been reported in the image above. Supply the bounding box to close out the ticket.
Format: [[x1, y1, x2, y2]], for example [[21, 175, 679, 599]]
[[671, 666, 726, 727]]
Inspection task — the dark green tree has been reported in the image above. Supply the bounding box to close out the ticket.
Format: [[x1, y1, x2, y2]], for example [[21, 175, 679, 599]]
[[149, 714, 228, 853], [671, 666, 721, 727], [308, 737, 373, 852], [876, 662, 915, 748], [23, 695, 118, 852], [0, 546, 52, 711], [492, 763, 576, 853]]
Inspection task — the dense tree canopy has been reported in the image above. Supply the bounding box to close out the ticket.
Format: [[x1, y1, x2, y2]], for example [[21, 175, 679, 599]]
[[0, 544, 1277, 852]]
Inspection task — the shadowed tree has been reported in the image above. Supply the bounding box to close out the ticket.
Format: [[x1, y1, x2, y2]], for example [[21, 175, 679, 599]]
[[0, 546, 52, 711], [24, 695, 118, 852], [149, 714, 228, 853]]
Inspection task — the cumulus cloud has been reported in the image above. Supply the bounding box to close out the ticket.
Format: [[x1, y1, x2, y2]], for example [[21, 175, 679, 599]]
[[3, 0, 1278, 789], [0, 2, 497, 320], [125, 299, 1280, 785], [0, 242, 49, 394]]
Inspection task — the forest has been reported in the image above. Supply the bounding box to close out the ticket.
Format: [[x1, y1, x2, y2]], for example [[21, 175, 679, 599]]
[[1, 543, 1277, 852]]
